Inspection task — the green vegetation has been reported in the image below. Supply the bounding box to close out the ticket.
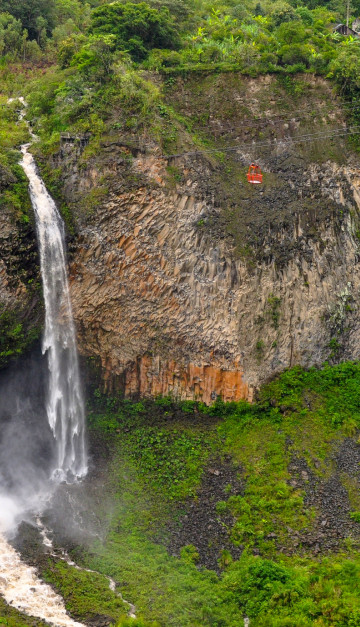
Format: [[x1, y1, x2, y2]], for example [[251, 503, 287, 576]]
[[90, 3, 181, 61], [0, 307, 40, 367], [42, 362, 359, 626], [0, 97, 31, 222], [2, 0, 360, 624], [0, 94, 42, 369], [43, 559, 129, 623], [0, 0, 358, 162], [0, 596, 49, 627]]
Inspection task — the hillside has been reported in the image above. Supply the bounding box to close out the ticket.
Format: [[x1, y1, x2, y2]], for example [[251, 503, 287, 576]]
[[1, 0, 360, 397], [1, 0, 360, 625]]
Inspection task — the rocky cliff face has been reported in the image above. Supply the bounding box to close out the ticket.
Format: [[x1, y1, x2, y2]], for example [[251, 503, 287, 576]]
[[45, 74, 360, 402], [0, 164, 41, 367]]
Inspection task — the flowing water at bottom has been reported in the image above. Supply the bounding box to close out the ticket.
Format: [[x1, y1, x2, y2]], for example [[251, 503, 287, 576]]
[[0, 532, 84, 627], [0, 99, 90, 625]]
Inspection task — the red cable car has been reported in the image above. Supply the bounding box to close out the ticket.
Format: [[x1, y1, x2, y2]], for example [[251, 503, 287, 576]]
[[247, 163, 263, 184]]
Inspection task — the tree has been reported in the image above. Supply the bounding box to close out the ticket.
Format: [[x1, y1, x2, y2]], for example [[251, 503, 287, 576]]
[[57, 32, 85, 66], [90, 2, 180, 61], [270, 2, 300, 27], [72, 34, 116, 80], [0, 0, 56, 39], [54, 0, 82, 25], [330, 47, 360, 97], [0, 12, 23, 56]]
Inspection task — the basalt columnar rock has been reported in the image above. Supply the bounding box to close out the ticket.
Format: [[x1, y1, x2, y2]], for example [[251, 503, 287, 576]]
[[22, 75, 360, 401], [0, 166, 42, 367]]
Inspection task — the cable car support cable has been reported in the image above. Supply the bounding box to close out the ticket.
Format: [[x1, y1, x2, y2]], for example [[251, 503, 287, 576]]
[[161, 125, 360, 160]]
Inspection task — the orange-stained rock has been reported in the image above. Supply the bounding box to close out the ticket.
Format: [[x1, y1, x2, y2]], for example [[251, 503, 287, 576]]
[[60, 77, 360, 403], [102, 354, 249, 403]]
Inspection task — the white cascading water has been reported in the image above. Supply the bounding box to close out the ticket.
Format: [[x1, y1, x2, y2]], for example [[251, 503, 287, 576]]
[[0, 98, 88, 627], [19, 144, 87, 481], [0, 534, 84, 627]]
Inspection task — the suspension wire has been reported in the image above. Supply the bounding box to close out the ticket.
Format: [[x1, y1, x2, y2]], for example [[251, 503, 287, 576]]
[[211, 104, 360, 131], [179, 101, 360, 133], [233, 100, 360, 126], [160, 125, 360, 160]]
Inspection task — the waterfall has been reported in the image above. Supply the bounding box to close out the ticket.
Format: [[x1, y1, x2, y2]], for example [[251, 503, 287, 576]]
[[0, 98, 89, 627], [19, 143, 87, 481]]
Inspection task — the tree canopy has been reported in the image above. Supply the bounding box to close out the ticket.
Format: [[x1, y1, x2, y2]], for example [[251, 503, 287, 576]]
[[90, 2, 181, 61], [0, 0, 56, 39]]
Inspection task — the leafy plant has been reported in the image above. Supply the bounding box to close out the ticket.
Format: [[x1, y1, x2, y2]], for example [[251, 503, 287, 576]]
[[90, 2, 180, 61]]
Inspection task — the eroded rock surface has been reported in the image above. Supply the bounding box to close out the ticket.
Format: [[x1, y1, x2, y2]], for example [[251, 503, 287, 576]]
[[48, 75, 360, 400]]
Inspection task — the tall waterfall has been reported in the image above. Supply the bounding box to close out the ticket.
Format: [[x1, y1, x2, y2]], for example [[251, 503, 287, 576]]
[[20, 144, 87, 481]]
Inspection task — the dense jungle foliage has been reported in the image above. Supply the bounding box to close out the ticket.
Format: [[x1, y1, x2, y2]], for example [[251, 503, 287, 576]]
[[1, 0, 360, 159], [3, 363, 360, 626]]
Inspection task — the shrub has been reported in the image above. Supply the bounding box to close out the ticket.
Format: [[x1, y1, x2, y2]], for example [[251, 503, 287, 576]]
[[279, 44, 310, 67], [350, 511, 360, 523], [270, 2, 300, 27], [146, 48, 182, 69], [90, 2, 181, 61], [296, 7, 314, 24], [180, 544, 200, 564], [57, 33, 86, 68]]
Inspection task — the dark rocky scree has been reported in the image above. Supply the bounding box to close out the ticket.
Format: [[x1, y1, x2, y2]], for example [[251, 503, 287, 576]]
[[288, 442, 360, 555], [335, 436, 360, 476], [166, 436, 360, 568], [10, 423, 360, 626], [163, 446, 359, 571], [167, 457, 243, 571]]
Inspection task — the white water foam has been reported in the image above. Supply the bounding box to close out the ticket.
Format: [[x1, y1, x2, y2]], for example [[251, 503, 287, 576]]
[[0, 533, 84, 627], [19, 142, 87, 481], [37, 519, 137, 619], [0, 98, 89, 627]]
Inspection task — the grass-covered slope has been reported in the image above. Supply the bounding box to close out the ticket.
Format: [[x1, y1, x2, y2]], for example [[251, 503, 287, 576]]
[[0, 596, 50, 627], [40, 362, 360, 627]]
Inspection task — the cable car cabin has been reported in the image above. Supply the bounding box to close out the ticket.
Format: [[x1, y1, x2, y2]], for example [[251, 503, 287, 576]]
[[247, 163, 263, 184]]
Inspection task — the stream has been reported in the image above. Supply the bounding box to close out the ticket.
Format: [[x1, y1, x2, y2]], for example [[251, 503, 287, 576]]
[[0, 531, 84, 627]]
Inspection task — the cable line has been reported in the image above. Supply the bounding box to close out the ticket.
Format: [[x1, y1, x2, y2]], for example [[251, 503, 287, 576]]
[[177, 101, 360, 132], [160, 125, 360, 160]]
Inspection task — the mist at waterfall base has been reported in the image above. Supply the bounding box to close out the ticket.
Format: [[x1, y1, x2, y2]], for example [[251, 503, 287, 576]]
[[0, 348, 55, 534], [0, 112, 87, 536]]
